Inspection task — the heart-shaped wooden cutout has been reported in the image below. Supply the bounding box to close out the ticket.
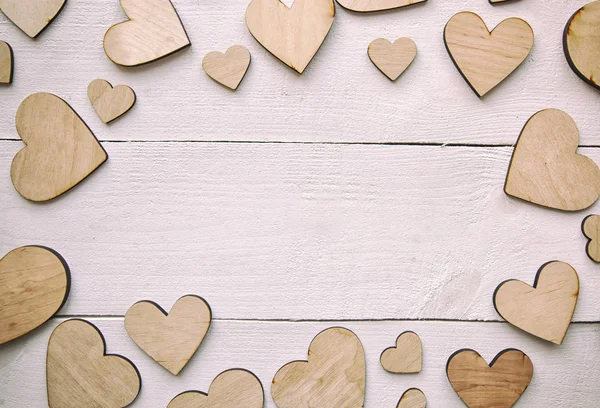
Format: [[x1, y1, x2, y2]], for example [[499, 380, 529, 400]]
[[202, 45, 251, 90], [0, 246, 69, 345], [504, 109, 600, 211], [564, 1, 600, 90], [0, 0, 66, 38], [494, 261, 579, 344], [336, 0, 424, 12], [444, 12, 533, 97], [167, 369, 264, 408], [397, 388, 426, 408], [10, 93, 107, 202], [447, 349, 533, 408], [582, 214, 600, 262], [125, 295, 211, 375], [246, 0, 335, 74], [368, 38, 416, 81], [272, 327, 365, 408], [104, 0, 190, 67], [47, 319, 141, 408], [380, 331, 422, 373], [88, 79, 136, 124], [0, 40, 14, 84]]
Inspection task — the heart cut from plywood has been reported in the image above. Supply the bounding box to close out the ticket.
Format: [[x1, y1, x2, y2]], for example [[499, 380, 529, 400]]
[[202, 45, 251, 90], [336, 0, 425, 12], [564, 1, 600, 90], [47, 319, 141, 408], [272, 327, 365, 408], [246, 0, 335, 74], [167, 369, 264, 408], [397, 388, 426, 408], [0, 246, 69, 345], [582, 214, 600, 262], [494, 261, 579, 344], [380, 331, 422, 373], [368, 38, 416, 81], [504, 109, 600, 211], [88, 79, 136, 124], [0, 0, 66, 38], [447, 349, 533, 408], [444, 12, 533, 97], [125, 295, 211, 375], [104, 0, 190, 67], [10, 93, 107, 202], [0, 40, 14, 84]]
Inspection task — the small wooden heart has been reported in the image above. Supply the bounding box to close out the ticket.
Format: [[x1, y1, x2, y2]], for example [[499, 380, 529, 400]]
[[10, 93, 108, 202], [444, 12, 533, 97], [336, 0, 425, 13], [167, 369, 264, 408], [582, 214, 600, 262], [88, 79, 136, 124], [272, 327, 365, 408], [397, 388, 426, 408], [0, 0, 66, 38], [447, 349, 533, 408], [0, 40, 14, 84], [125, 295, 211, 375], [494, 261, 579, 344], [564, 1, 600, 90], [504, 109, 600, 211], [202, 45, 251, 90], [104, 0, 190, 66], [47, 319, 141, 408], [246, 0, 335, 74], [368, 38, 416, 81], [380, 331, 422, 373], [0, 246, 69, 345]]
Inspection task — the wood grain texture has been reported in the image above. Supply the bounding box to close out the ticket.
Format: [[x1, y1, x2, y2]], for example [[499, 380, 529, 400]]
[[88, 79, 136, 124], [380, 331, 422, 374], [368, 38, 416, 81], [0, 40, 13, 84], [397, 388, 426, 408], [0, 0, 65, 38], [202, 45, 251, 90], [335, 0, 425, 13], [564, 1, 600, 90], [582, 214, 600, 262]]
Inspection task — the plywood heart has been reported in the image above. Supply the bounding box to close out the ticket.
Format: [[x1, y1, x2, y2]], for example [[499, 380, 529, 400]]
[[202, 45, 251, 90], [88, 79, 136, 124], [397, 388, 426, 408], [0, 40, 14, 84], [368, 38, 416, 81], [336, 0, 425, 13], [0, 0, 66, 38], [380, 331, 422, 373], [564, 1, 600, 90], [582, 214, 600, 262]]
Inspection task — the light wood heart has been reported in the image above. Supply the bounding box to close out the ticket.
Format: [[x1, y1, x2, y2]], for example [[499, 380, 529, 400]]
[[202, 45, 251, 90], [167, 369, 264, 408], [10, 93, 107, 202], [380, 331, 422, 373], [368, 38, 416, 81], [582, 214, 600, 262], [246, 0, 335, 74], [104, 0, 190, 67], [47, 319, 141, 408], [0, 40, 13, 84], [564, 1, 600, 90], [0, 246, 69, 345], [444, 12, 533, 97], [88, 79, 136, 124], [0, 0, 66, 38], [125, 295, 211, 375], [397, 388, 426, 408], [336, 0, 425, 12], [494, 261, 579, 344], [447, 349, 533, 408], [504, 109, 600, 211], [272, 327, 365, 408]]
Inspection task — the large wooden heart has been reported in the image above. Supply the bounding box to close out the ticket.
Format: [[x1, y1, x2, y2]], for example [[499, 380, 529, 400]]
[[0, 0, 66, 38], [564, 1, 600, 90], [0, 246, 69, 345], [10, 93, 107, 202], [246, 0, 335, 74], [0, 40, 13, 84], [447, 349, 533, 408], [336, 0, 424, 12], [494, 261, 579, 344], [504, 109, 600, 211], [272, 327, 365, 408], [47, 319, 141, 408]]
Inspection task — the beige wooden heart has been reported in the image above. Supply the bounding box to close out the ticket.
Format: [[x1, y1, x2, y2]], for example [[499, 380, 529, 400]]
[[47, 319, 141, 408], [0, 0, 65, 38], [582, 214, 600, 262], [10, 93, 108, 202], [504, 109, 600, 211], [336, 0, 424, 12], [397, 388, 426, 408], [202, 45, 251, 90], [246, 0, 335, 74], [368, 38, 416, 81], [444, 12, 533, 97], [167, 369, 264, 408], [0, 40, 13, 84], [564, 1, 600, 90], [380, 331, 422, 373], [104, 0, 190, 67], [494, 261, 579, 344], [88, 79, 136, 124], [125, 295, 211, 375]]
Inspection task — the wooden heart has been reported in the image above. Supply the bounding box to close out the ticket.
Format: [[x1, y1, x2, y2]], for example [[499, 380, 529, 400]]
[[0, 0, 66, 38], [380, 331, 422, 373], [167, 369, 264, 408], [0, 40, 13, 84], [125, 295, 211, 375], [494, 261, 579, 344], [272, 327, 365, 408], [564, 1, 600, 90], [202, 45, 251, 90], [47, 319, 141, 408], [582, 214, 600, 262], [444, 12, 533, 97], [88, 79, 136, 124], [104, 0, 190, 67], [245, 0, 335, 74], [368, 38, 416, 81], [397, 388, 426, 408], [0, 246, 69, 345], [447, 349, 533, 408], [504, 109, 600, 211], [10, 93, 107, 202], [336, 0, 424, 12]]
